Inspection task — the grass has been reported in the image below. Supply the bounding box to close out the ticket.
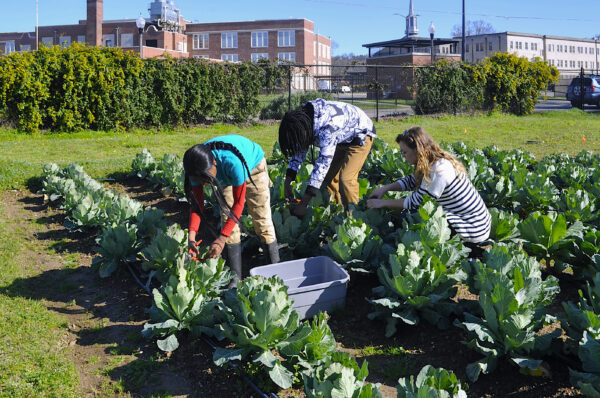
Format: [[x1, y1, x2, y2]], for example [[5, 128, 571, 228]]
[[1, 109, 599, 191], [0, 199, 79, 397]]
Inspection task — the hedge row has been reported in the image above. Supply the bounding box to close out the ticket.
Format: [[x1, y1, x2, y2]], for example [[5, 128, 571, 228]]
[[415, 52, 560, 116], [0, 44, 287, 132]]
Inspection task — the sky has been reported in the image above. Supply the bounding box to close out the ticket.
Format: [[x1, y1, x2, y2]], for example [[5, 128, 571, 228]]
[[4, 0, 600, 55]]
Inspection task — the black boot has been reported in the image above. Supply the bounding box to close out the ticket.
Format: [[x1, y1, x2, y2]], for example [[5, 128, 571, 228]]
[[227, 243, 243, 288], [267, 241, 280, 264]]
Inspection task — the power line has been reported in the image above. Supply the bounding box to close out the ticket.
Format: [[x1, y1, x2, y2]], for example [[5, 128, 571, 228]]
[[303, 0, 596, 23]]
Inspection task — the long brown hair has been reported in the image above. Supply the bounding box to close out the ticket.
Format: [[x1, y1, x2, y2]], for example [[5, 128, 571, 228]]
[[396, 126, 466, 188]]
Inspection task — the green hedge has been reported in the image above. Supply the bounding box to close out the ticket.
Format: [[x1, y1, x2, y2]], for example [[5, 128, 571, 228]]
[[415, 52, 559, 116], [259, 91, 334, 120], [0, 44, 282, 132]]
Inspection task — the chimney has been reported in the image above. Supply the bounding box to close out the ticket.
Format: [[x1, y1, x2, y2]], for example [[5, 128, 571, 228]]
[[86, 0, 103, 46]]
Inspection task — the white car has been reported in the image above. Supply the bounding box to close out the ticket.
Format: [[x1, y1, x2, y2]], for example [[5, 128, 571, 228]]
[[339, 85, 351, 93]]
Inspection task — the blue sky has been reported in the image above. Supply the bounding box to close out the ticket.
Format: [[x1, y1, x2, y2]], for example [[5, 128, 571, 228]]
[[4, 0, 600, 55]]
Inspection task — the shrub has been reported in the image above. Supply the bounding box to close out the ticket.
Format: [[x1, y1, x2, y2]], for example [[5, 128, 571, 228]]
[[415, 59, 483, 115], [259, 90, 334, 120], [0, 44, 265, 132]]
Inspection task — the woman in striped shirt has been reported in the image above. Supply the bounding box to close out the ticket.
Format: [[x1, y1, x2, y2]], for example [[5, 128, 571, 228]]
[[367, 126, 491, 244]]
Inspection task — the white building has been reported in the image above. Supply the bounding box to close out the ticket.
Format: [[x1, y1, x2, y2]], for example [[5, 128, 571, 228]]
[[464, 32, 599, 78]]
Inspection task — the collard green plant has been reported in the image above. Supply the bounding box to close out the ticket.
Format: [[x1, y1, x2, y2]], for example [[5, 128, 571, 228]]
[[487, 208, 520, 243], [131, 148, 156, 179], [142, 255, 225, 352], [557, 188, 597, 225], [302, 352, 382, 398], [455, 246, 560, 382], [396, 365, 468, 398], [214, 276, 299, 389], [517, 211, 584, 270], [94, 224, 141, 278], [278, 312, 338, 376], [368, 244, 462, 337], [140, 223, 187, 282], [326, 217, 387, 273]]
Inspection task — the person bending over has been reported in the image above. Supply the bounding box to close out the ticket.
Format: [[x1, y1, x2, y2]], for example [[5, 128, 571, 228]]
[[367, 126, 491, 244], [279, 98, 376, 217], [184, 135, 279, 287]]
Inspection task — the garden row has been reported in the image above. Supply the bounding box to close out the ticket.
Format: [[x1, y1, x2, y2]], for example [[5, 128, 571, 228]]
[[127, 140, 600, 396], [40, 162, 471, 396], [39, 137, 600, 396]]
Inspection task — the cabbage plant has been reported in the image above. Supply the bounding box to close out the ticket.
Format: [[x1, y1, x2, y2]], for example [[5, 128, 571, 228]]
[[396, 365, 467, 398], [214, 276, 299, 389]]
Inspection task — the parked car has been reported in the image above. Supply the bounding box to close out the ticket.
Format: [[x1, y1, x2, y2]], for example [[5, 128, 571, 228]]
[[339, 85, 351, 93], [566, 75, 600, 108]]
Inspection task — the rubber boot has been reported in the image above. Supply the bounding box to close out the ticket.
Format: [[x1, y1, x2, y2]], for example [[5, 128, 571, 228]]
[[227, 243, 243, 288], [267, 241, 280, 264]]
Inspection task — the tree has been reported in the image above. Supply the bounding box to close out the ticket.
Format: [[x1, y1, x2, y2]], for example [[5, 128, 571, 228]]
[[451, 20, 495, 38]]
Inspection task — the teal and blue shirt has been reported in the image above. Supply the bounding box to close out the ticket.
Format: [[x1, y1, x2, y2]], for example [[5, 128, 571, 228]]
[[204, 135, 264, 187]]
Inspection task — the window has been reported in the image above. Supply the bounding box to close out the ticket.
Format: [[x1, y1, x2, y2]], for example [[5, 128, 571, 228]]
[[77, 35, 86, 43], [510, 41, 513, 49], [193, 33, 209, 49], [102, 34, 114, 47], [20, 44, 31, 52], [121, 33, 133, 47], [194, 55, 209, 59], [41, 37, 53, 46], [251, 53, 269, 62], [221, 53, 238, 62], [466, 44, 469, 52], [59, 36, 71, 47], [489, 42, 492, 51], [221, 32, 237, 49], [278, 30, 295, 47], [251, 31, 268, 48], [278, 52, 295, 62], [525, 42, 528, 50], [3, 41, 15, 54], [313, 41, 316, 56]]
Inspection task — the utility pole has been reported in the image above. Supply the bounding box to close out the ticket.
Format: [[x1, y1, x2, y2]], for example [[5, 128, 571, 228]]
[[35, 0, 39, 50], [461, 0, 465, 61]]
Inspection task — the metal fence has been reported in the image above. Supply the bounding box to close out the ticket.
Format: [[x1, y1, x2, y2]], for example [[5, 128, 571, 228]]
[[274, 64, 422, 121]]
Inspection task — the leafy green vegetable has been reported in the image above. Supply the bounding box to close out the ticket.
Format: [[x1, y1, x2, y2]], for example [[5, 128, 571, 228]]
[[140, 223, 187, 282], [215, 276, 299, 389], [487, 208, 520, 243], [302, 352, 382, 398], [94, 224, 141, 278], [396, 365, 468, 398], [368, 244, 462, 336], [142, 255, 225, 352]]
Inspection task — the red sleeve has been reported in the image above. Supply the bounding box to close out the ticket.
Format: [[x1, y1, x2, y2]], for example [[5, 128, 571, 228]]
[[220, 182, 246, 237], [188, 185, 205, 233]]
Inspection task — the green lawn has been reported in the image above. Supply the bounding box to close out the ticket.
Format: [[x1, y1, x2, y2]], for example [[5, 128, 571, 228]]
[[0, 200, 79, 397], [1, 109, 598, 191]]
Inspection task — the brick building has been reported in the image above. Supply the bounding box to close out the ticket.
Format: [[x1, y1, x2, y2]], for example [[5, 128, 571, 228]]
[[0, 0, 332, 89]]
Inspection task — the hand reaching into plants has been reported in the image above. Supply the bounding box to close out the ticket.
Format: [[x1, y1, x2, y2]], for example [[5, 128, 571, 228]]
[[188, 239, 200, 257], [369, 186, 388, 199], [290, 202, 308, 218], [206, 235, 227, 259], [366, 199, 386, 209]]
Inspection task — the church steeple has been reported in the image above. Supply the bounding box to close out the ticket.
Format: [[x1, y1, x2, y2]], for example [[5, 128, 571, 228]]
[[405, 0, 419, 38]]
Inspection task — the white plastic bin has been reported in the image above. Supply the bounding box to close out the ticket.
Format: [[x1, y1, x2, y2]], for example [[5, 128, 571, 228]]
[[249, 256, 350, 320]]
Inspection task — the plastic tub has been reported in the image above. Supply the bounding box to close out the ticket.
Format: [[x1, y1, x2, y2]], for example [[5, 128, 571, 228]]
[[249, 256, 350, 319]]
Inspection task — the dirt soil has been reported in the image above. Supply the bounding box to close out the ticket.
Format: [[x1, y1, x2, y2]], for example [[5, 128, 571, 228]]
[[3, 176, 586, 397]]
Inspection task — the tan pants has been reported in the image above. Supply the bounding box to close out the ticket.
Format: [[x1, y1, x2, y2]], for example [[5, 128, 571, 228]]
[[222, 159, 276, 245], [322, 136, 374, 206]]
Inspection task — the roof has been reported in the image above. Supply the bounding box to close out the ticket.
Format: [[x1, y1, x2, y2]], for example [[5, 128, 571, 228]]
[[363, 36, 459, 48]]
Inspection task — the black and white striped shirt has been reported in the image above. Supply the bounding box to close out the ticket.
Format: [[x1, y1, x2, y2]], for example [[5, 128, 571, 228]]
[[397, 158, 491, 243]]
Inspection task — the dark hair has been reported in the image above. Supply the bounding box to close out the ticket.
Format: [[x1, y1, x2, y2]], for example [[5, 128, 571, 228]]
[[395, 128, 417, 149], [183, 141, 255, 232], [278, 102, 314, 158]]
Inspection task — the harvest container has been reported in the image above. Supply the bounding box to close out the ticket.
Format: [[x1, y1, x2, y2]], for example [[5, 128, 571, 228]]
[[249, 256, 350, 319]]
